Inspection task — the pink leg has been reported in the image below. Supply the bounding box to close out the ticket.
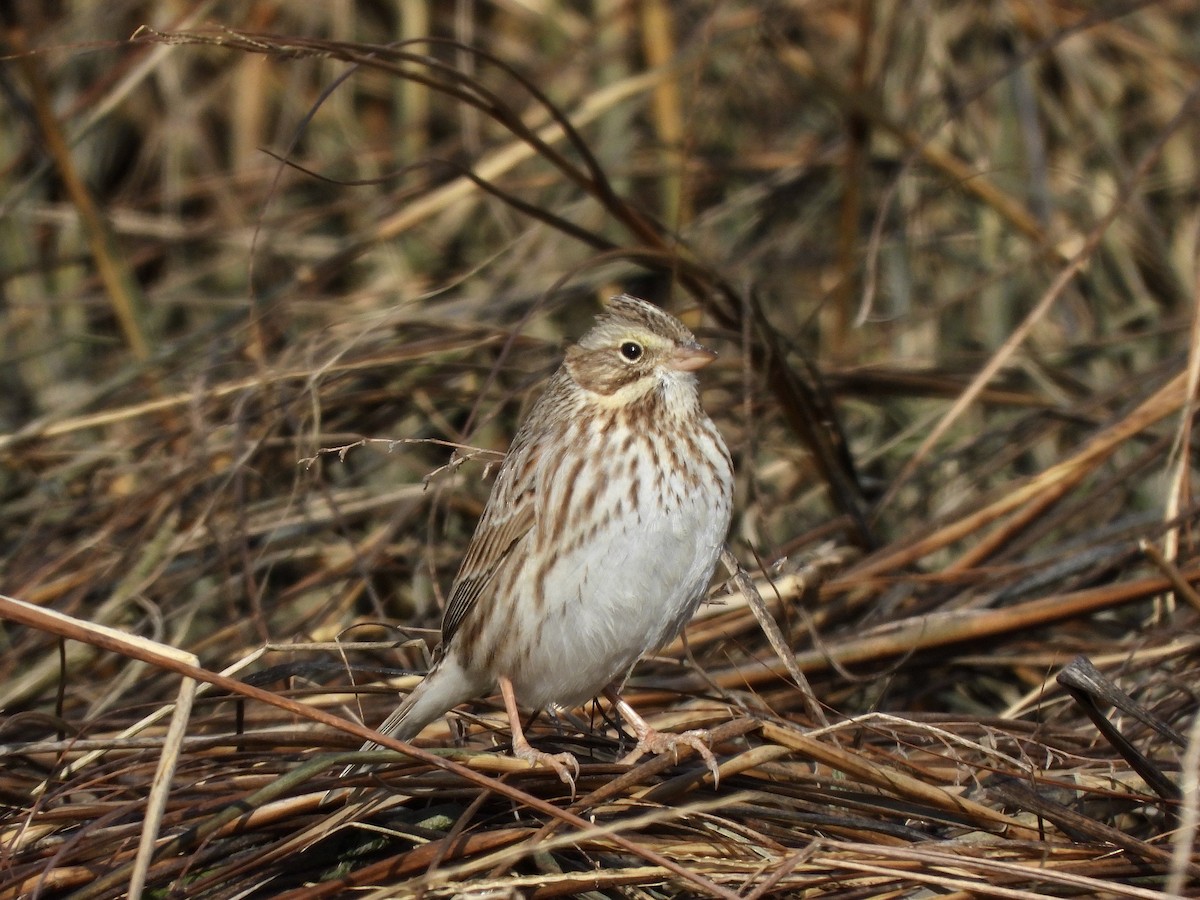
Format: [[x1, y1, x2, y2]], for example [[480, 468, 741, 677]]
[[605, 687, 720, 785], [499, 675, 579, 792]]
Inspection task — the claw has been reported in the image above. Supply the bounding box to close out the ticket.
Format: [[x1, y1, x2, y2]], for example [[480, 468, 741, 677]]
[[607, 688, 721, 787], [621, 727, 720, 787], [498, 674, 579, 797], [512, 742, 580, 796]]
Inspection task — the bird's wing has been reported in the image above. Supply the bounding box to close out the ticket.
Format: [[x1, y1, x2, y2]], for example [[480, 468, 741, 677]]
[[439, 433, 538, 647]]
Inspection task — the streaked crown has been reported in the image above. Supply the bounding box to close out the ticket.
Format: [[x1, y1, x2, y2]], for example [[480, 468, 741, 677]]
[[564, 294, 717, 399]]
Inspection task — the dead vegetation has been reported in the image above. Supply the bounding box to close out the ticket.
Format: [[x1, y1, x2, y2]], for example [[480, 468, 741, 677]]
[[1, 1, 1198, 897]]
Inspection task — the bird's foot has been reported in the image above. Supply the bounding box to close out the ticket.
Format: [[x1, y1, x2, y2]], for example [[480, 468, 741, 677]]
[[511, 733, 580, 793], [620, 725, 719, 785], [498, 674, 580, 794], [605, 689, 720, 785]]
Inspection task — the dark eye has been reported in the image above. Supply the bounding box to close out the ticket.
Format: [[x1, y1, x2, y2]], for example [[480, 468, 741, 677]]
[[619, 340, 643, 362]]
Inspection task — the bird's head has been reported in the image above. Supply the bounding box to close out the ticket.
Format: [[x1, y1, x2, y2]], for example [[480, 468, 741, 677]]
[[564, 294, 717, 406]]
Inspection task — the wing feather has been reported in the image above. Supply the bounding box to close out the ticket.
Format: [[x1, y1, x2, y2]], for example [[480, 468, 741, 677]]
[[439, 425, 539, 646]]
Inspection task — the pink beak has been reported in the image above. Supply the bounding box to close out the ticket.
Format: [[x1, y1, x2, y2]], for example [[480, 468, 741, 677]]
[[669, 343, 717, 372]]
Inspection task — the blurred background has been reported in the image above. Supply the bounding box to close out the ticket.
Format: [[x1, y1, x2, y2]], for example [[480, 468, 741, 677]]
[[2, 2, 1198, 894]]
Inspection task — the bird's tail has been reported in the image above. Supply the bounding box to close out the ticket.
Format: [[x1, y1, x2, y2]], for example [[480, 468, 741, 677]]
[[354, 654, 484, 755]]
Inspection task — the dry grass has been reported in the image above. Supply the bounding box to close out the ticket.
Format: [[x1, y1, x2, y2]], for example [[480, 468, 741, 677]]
[[1, 2, 1198, 897]]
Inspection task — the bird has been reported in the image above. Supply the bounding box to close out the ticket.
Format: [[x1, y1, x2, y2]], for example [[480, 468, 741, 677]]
[[356, 293, 734, 788]]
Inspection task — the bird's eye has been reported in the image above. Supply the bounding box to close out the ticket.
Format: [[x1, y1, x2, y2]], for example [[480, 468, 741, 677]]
[[619, 341, 643, 362]]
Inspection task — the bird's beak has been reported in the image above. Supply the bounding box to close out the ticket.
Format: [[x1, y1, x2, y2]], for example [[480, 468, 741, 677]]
[[669, 342, 717, 372]]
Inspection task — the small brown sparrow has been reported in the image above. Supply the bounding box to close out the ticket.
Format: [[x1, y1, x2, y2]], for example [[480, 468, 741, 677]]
[[359, 294, 733, 786]]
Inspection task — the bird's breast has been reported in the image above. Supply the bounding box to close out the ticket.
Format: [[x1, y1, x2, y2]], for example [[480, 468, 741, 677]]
[[500, 409, 732, 709]]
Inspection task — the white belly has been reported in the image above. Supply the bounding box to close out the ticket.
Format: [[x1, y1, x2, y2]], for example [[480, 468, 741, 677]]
[[506, 425, 731, 710]]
